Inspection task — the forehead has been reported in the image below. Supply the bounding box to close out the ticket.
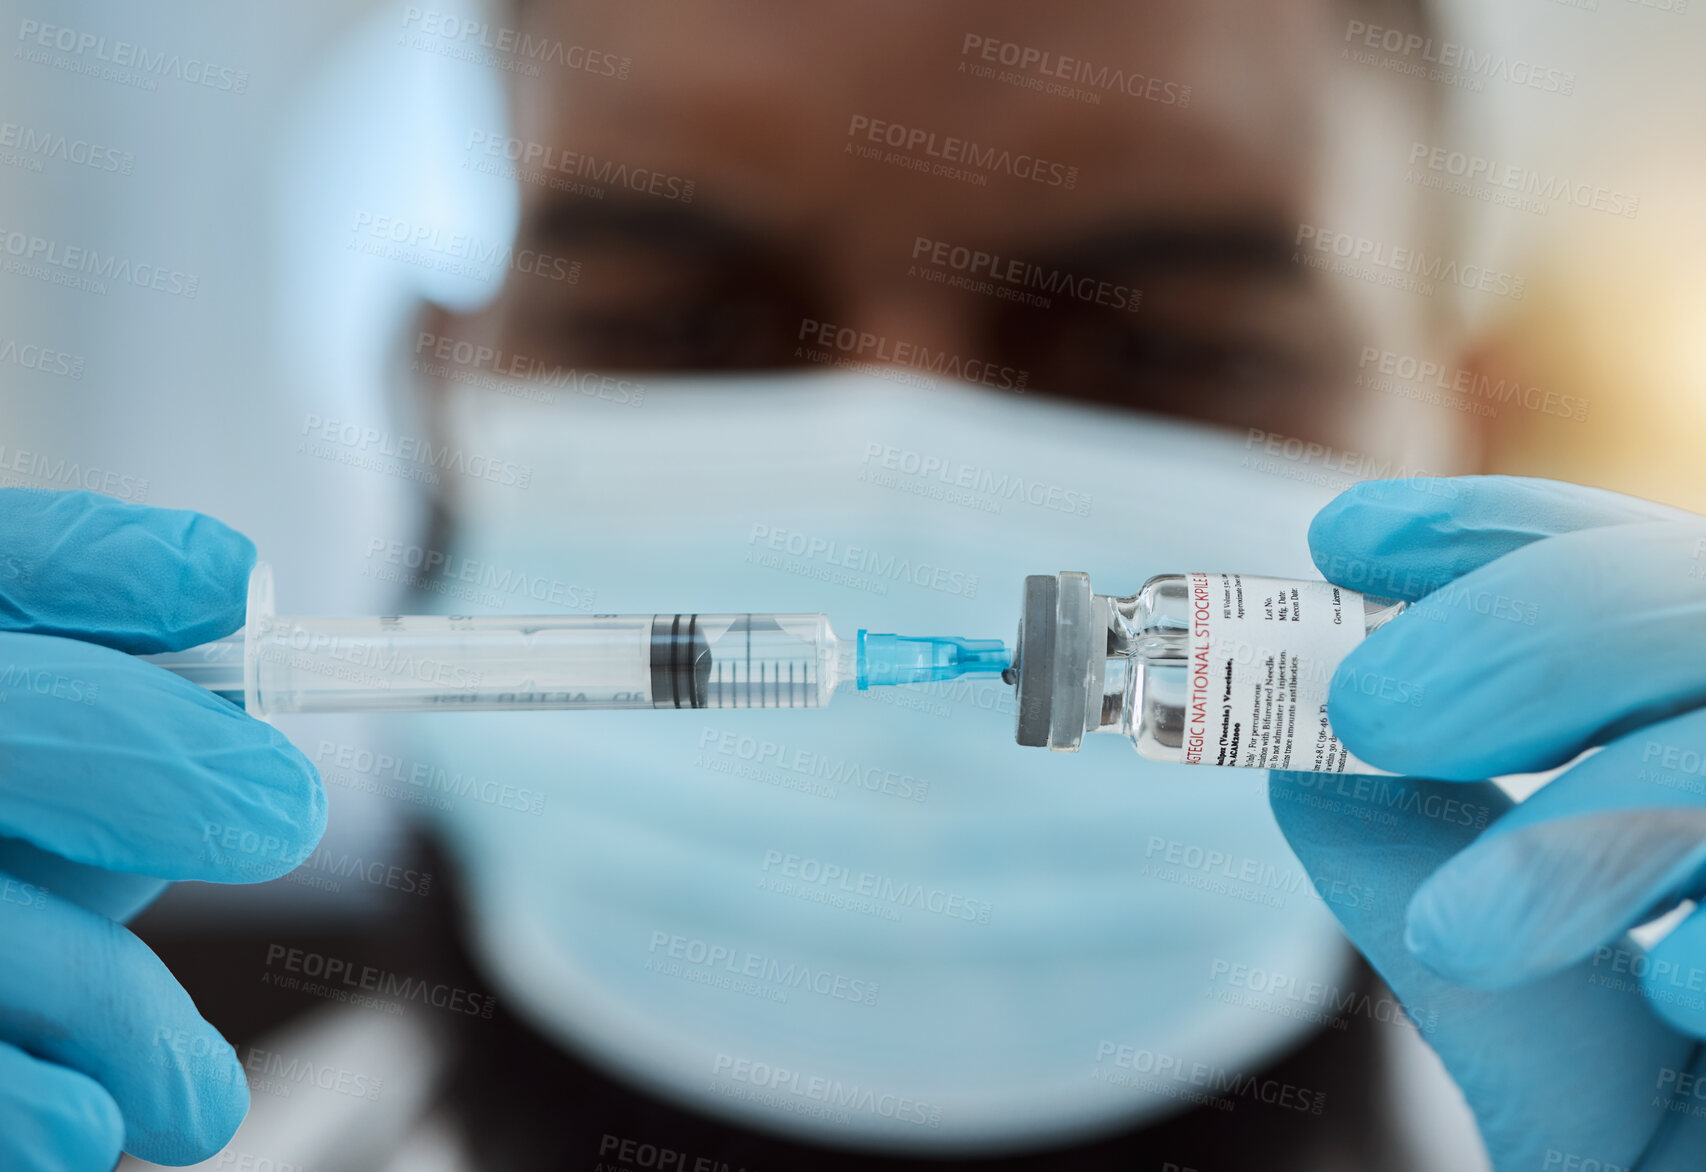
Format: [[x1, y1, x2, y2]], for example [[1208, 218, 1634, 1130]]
[[509, 0, 1342, 242]]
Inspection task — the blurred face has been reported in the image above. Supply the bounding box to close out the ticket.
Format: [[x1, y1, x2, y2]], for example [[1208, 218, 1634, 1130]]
[[435, 0, 1463, 454], [408, 5, 1478, 1143]]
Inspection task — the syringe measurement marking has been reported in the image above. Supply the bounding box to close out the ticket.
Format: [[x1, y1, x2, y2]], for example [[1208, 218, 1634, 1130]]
[[704, 656, 815, 707]]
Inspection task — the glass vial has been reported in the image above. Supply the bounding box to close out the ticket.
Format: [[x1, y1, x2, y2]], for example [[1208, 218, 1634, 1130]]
[[1009, 572, 1406, 774]]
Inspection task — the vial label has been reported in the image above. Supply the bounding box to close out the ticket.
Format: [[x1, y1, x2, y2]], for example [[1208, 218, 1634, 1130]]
[[1182, 572, 1390, 774]]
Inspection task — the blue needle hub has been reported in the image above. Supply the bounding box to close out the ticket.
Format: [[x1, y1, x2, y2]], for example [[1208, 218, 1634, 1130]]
[[855, 631, 1011, 690]]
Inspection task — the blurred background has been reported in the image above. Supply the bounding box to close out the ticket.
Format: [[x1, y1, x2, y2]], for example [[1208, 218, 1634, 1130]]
[[3, 0, 1703, 1168], [6, 0, 1704, 537]]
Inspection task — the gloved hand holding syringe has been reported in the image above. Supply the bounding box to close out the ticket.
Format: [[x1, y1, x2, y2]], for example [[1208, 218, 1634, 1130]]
[[146, 563, 1406, 776]]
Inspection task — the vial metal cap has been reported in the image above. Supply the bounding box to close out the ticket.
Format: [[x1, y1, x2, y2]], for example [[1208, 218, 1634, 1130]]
[[1013, 571, 1095, 751]]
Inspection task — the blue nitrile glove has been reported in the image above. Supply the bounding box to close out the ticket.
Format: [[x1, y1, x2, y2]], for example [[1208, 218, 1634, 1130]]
[[0, 489, 326, 1169], [1271, 475, 1706, 1170]]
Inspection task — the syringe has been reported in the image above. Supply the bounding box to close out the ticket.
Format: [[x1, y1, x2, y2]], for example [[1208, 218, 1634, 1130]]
[[142, 564, 1009, 718]]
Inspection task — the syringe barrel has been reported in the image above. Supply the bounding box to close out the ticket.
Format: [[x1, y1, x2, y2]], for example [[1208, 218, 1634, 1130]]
[[146, 610, 842, 716], [135, 564, 849, 716], [250, 613, 660, 714]]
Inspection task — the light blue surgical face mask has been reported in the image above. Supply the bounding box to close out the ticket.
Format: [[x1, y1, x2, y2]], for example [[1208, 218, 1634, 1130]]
[[400, 370, 1355, 1153]]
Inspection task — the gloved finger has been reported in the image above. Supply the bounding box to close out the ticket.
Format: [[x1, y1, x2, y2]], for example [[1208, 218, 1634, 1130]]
[[0, 836, 167, 923], [0, 488, 254, 654], [0, 1040, 125, 1172], [0, 874, 248, 1164], [1641, 1046, 1706, 1172], [1328, 520, 1706, 778], [1269, 770, 1687, 1169], [1645, 914, 1706, 1039], [1403, 709, 1706, 989], [1308, 475, 1686, 602], [0, 633, 325, 883]]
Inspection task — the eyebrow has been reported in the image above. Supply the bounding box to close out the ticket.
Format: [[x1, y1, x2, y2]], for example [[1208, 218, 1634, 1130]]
[[1034, 222, 1305, 282], [525, 196, 1305, 282], [524, 197, 773, 259]]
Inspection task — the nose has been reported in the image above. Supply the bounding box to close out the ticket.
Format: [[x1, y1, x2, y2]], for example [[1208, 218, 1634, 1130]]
[[824, 257, 991, 383]]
